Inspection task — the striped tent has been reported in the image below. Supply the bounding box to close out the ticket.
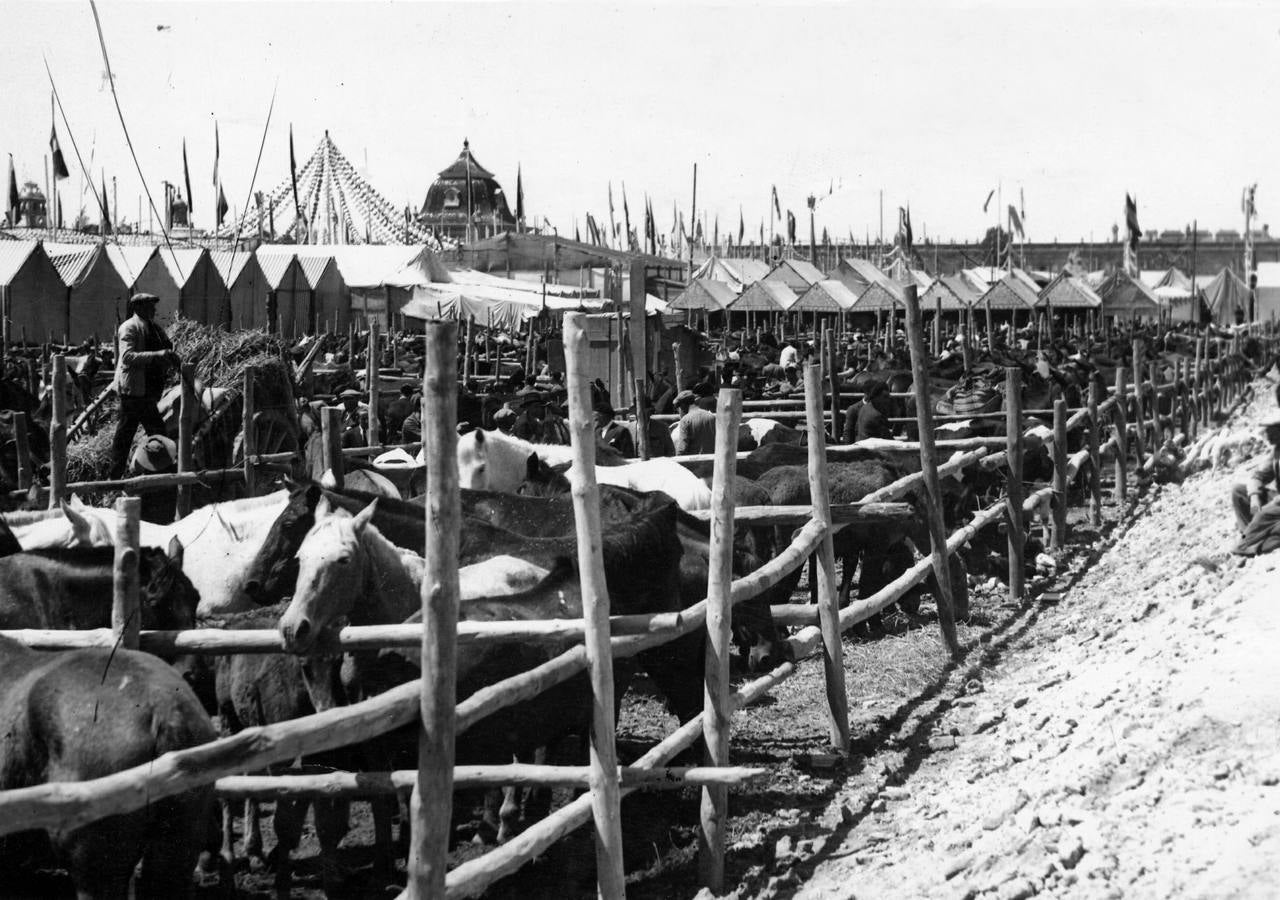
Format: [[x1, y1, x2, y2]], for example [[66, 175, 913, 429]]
[[1096, 270, 1161, 319], [792, 279, 859, 312], [921, 273, 982, 312], [669, 277, 738, 311], [1037, 272, 1103, 309], [729, 280, 798, 312], [976, 269, 1040, 310]]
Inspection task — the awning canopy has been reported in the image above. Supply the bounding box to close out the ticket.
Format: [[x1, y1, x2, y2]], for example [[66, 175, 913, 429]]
[[728, 280, 798, 312], [792, 279, 858, 312], [1037, 271, 1103, 308], [668, 277, 739, 311]]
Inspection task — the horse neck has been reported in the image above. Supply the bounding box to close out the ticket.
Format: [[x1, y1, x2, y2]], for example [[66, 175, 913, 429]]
[[173, 490, 288, 545], [355, 524, 422, 625]]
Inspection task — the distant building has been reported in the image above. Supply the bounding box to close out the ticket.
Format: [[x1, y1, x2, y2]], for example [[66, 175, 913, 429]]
[[15, 182, 47, 228], [419, 139, 515, 243]]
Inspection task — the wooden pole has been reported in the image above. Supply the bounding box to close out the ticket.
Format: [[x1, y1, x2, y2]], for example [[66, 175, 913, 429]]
[[1004, 367, 1025, 602], [805, 363, 851, 746], [1086, 379, 1103, 526], [406, 319, 460, 900], [242, 367, 258, 496], [1131, 339, 1146, 466], [14, 413, 32, 492], [901, 284, 962, 650], [48, 354, 67, 509], [698, 386, 741, 892], [673, 341, 684, 393], [561, 312, 627, 899], [112, 496, 141, 651], [1051, 398, 1068, 551], [462, 314, 475, 385], [634, 376, 651, 460], [321, 406, 344, 490], [824, 328, 840, 442], [1113, 367, 1128, 504], [367, 320, 381, 446], [175, 364, 196, 520], [1148, 360, 1161, 446]]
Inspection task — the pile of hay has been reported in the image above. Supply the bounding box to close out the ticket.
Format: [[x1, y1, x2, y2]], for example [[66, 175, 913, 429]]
[[67, 321, 296, 482]]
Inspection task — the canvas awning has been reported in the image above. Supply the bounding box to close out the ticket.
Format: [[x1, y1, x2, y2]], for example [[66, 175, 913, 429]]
[[669, 277, 739, 311], [792, 279, 858, 312], [728, 280, 798, 312]]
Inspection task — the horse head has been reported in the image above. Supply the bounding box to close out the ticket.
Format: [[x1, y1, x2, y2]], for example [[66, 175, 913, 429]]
[[278, 496, 378, 654], [456, 427, 490, 490], [240, 480, 322, 607], [516, 452, 570, 498], [136, 541, 200, 635], [59, 497, 114, 547]]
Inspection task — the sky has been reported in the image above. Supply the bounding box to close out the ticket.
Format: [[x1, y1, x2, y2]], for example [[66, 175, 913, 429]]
[[3, 0, 1279, 247]]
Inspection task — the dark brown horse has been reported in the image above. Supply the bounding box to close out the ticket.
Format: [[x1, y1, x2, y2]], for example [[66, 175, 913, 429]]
[[0, 635, 216, 899]]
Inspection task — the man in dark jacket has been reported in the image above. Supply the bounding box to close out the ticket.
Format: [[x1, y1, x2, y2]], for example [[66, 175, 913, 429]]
[[111, 293, 178, 478], [852, 380, 894, 442], [595, 400, 635, 458]]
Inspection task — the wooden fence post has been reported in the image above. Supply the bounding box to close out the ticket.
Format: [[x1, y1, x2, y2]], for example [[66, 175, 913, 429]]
[[1051, 398, 1069, 551], [902, 284, 962, 654], [406, 319, 460, 900], [562, 312, 627, 898], [175, 364, 196, 520], [1004, 367, 1025, 602], [112, 496, 141, 650], [14, 413, 32, 492], [1148, 360, 1161, 447], [824, 328, 841, 443], [1087, 380, 1103, 526], [634, 376, 651, 461], [805, 363, 851, 751], [48, 354, 67, 509], [699, 386, 741, 892], [462, 314, 475, 385], [1114, 367, 1129, 505], [242, 367, 258, 496], [321, 406, 344, 490], [1130, 340, 1146, 466], [367, 320, 381, 446]]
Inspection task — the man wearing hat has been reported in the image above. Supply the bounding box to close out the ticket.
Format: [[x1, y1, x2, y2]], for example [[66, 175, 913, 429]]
[[335, 388, 366, 448], [1231, 412, 1280, 534], [672, 389, 716, 455], [594, 399, 635, 459], [111, 292, 179, 478], [493, 404, 517, 435]]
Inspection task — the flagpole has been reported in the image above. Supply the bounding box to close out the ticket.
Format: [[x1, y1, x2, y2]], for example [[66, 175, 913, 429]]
[[689, 163, 697, 276]]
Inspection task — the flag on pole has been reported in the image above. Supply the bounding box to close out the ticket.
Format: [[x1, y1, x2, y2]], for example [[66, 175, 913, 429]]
[[216, 182, 228, 225], [1124, 193, 1140, 250], [713, 216, 718, 252], [289, 125, 302, 229], [982, 188, 995, 213], [49, 123, 69, 180], [212, 121, 220, 185], [100, 172, 111, 234], [899, 206, 913, 252], [1019, 186, 1026, 221], [772, 185, 782, 219], [515, 163, 524, 228], [621, 184, 631, 248], [6, 155, 18, 225], [1008, 204, 1025, 239], [786, 210, 796, 244], [738, 206, 744, 244], [1242, 183, 1258, 218], [183, 139, 194, 213]]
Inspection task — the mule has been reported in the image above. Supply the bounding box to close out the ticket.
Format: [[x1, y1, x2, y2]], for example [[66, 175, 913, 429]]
[[0, 635, 216, 899]]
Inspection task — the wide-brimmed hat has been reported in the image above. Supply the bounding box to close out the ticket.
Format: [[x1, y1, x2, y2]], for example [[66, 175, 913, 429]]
[[335, 388, 362, 402], [674, 389, 697, 407], [592, 399, 615, 418], [128, 292, 160, 310], [131, 435, 177, 473], [494, 406, 517, 425]]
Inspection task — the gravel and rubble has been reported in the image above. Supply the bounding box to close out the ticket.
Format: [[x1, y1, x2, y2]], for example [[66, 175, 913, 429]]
[[761, 377, 1280, 900]]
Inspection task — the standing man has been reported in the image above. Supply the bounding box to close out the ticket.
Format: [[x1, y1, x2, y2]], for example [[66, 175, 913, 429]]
[[111, 293, 178, 478], [672, 389, 717, 455]]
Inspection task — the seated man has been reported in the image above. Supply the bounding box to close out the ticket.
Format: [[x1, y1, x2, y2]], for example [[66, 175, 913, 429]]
[[594, 400, 636, 459], [1231, 413, 1280, 534]]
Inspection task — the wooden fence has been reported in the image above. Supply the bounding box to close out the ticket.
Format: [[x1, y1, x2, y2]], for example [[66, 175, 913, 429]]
[[0, 301, 1271, 899]]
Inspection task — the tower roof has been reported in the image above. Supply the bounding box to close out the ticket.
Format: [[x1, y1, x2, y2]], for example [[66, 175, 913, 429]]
[[436, 139, 496, 181]]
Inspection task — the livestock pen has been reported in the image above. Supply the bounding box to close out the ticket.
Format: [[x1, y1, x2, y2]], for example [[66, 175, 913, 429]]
[[0, 294, 1272, 898]]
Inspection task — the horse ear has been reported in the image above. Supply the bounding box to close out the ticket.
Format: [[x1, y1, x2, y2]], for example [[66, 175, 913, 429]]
[[304, 481, 322, 506], [525, 452, 541, 480], [61, 499, 91, 544], [167, 536, 185, 569], [351, 500, 378, 534], [474, 428, 486, 446]]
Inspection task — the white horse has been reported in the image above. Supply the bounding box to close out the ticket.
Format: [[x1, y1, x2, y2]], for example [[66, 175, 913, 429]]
[[457, 428, 712, 510], [3, 497, 125, 549]]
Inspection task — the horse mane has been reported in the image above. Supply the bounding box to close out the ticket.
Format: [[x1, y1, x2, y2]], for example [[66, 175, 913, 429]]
[[3, 507, 66, 525]]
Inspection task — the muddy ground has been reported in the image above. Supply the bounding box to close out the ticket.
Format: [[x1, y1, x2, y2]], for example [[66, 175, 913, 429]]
[[207, 375, 1280, 900]]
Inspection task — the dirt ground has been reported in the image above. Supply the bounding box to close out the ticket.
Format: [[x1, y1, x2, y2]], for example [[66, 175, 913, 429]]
[[211, 374, 1280, 899]]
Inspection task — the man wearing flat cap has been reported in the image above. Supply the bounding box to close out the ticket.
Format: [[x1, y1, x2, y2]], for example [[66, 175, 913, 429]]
[[111, 293, 179, 478]]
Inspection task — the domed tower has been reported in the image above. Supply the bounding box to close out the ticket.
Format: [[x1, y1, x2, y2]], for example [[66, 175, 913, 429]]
[[420, 139, 515, 243], [17, 181, 47, 228]]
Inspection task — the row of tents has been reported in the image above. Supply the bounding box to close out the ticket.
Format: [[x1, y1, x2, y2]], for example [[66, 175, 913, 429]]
[[0, 237, 653, 343], [672, 255, 1280, 326]]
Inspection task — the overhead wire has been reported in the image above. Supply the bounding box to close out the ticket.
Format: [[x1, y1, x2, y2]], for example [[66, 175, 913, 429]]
[[87, 0, 184, 282]]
